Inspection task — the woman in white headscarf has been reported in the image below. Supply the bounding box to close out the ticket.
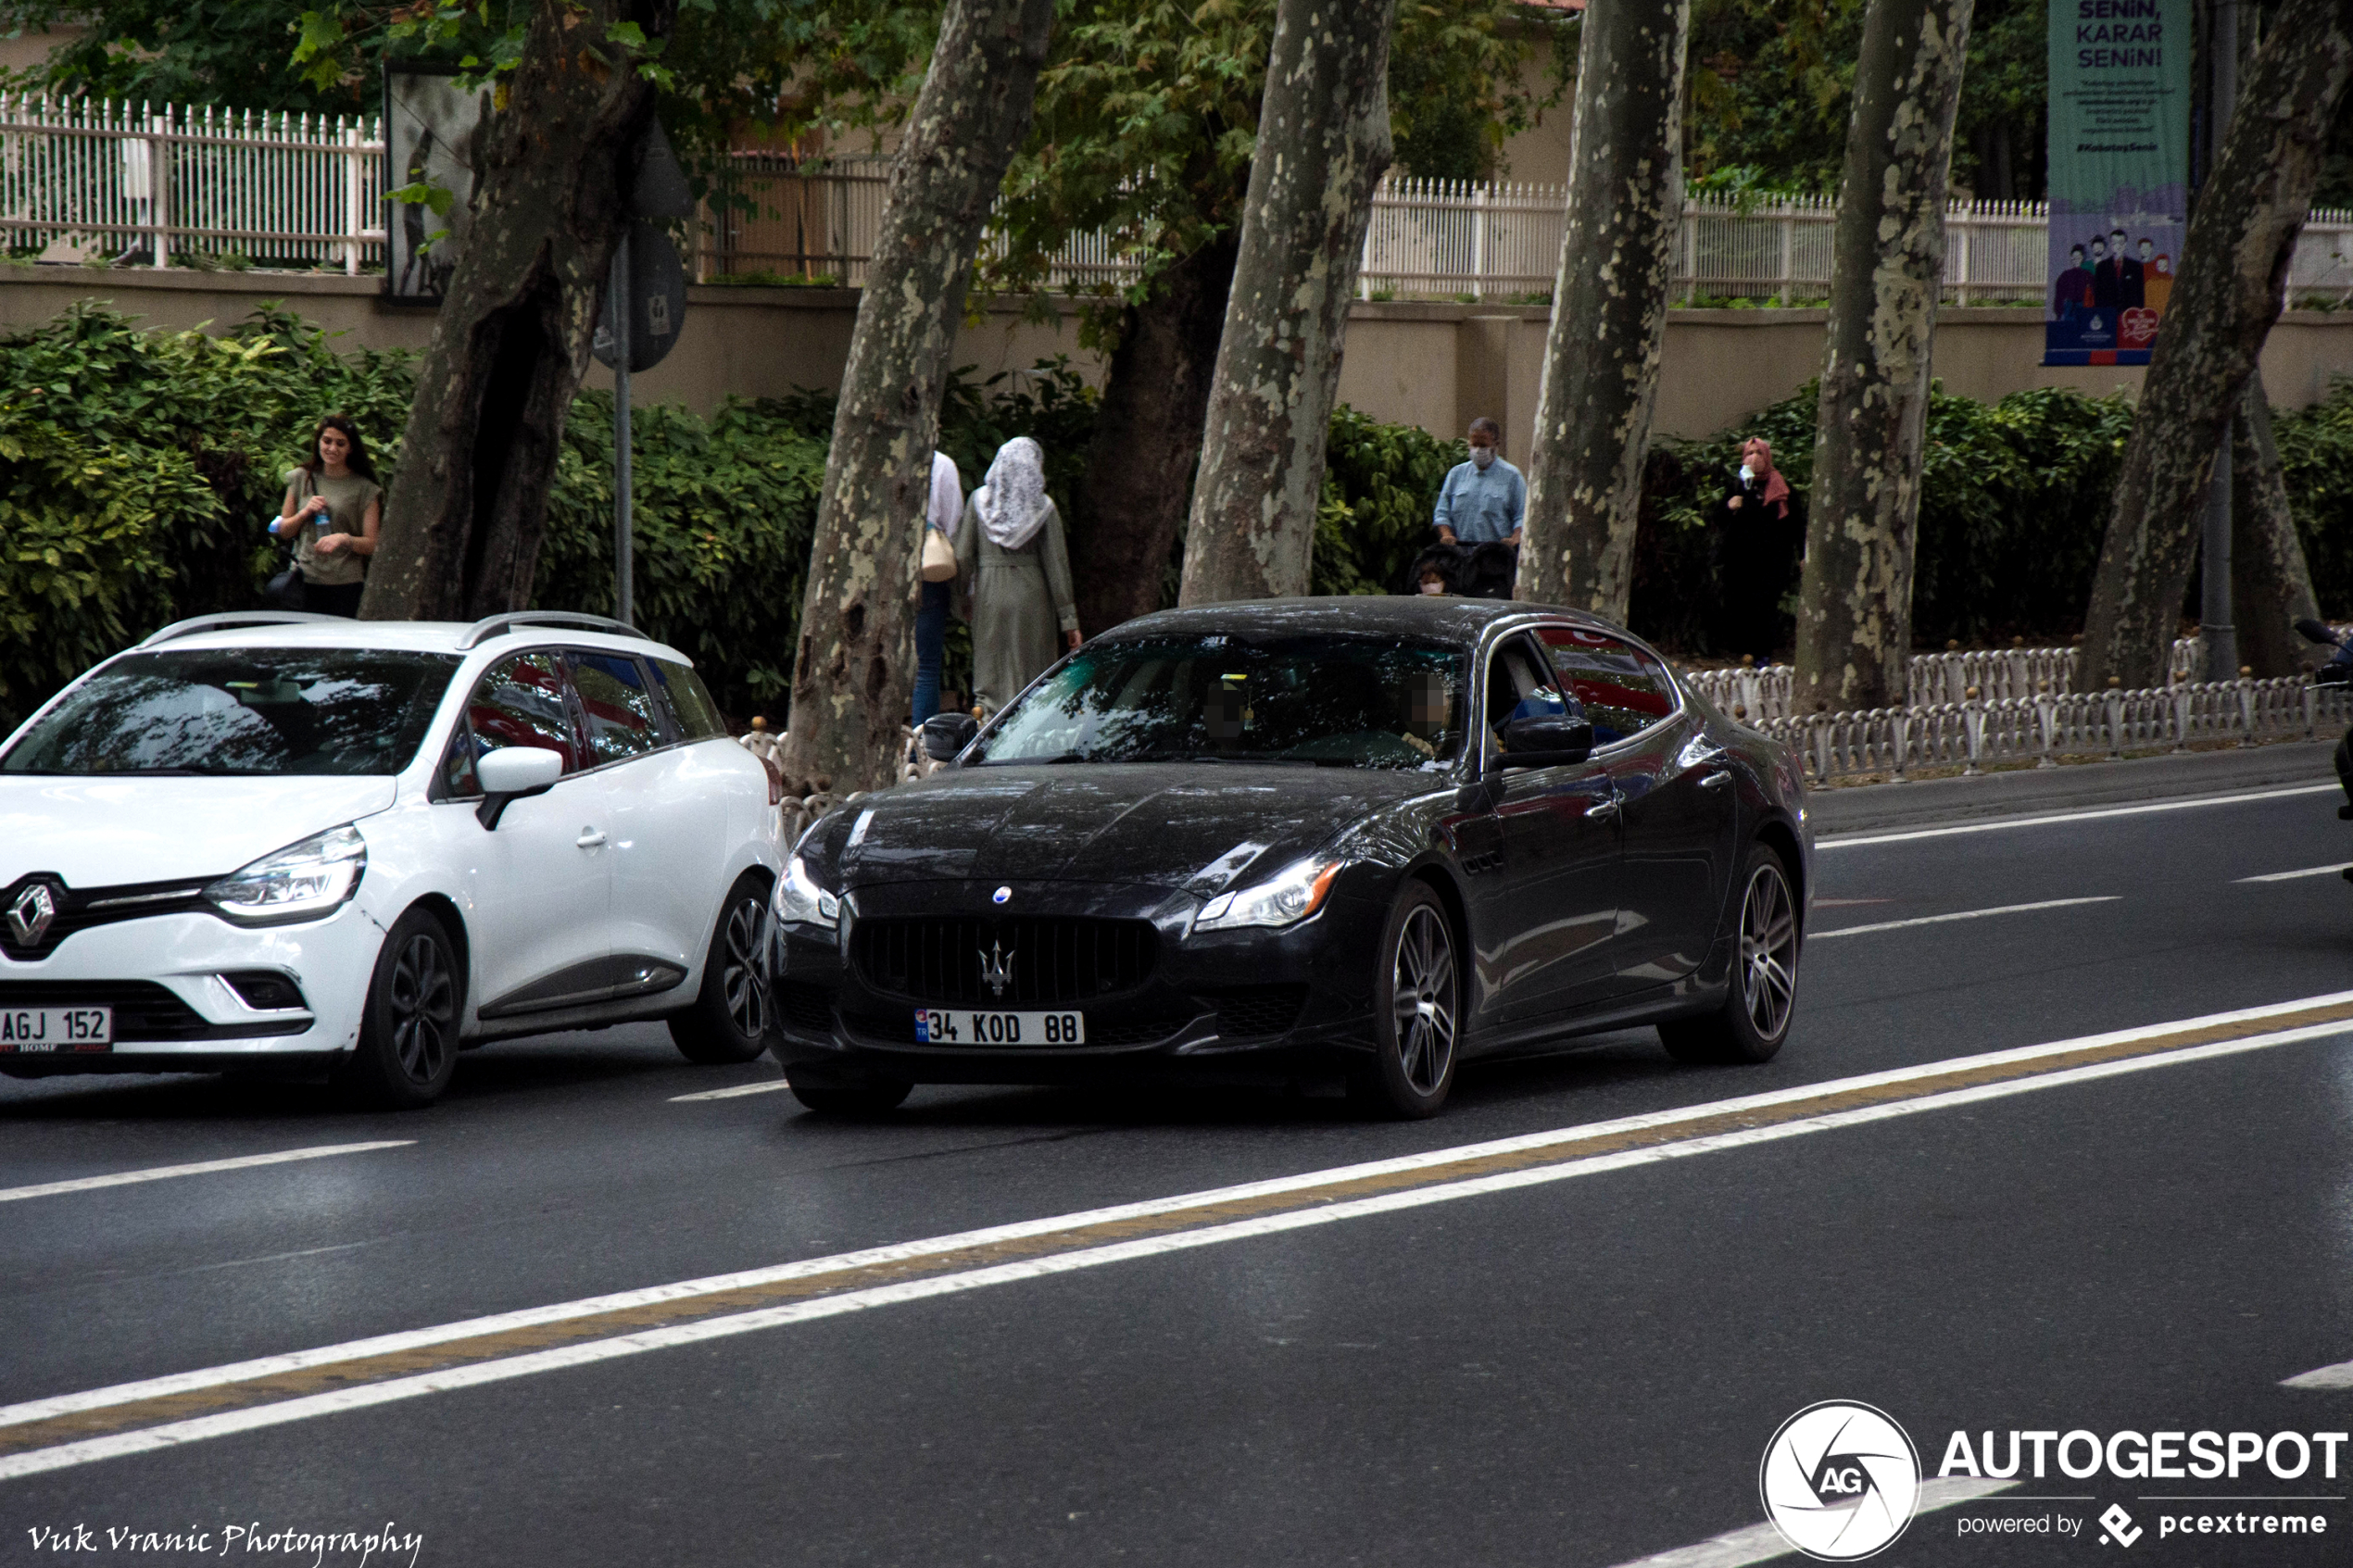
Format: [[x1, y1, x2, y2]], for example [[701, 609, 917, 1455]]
[[953, 435, 1081, 714]]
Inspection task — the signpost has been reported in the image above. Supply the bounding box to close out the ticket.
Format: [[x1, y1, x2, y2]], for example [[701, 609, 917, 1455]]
[[591, 120, 693, 626]]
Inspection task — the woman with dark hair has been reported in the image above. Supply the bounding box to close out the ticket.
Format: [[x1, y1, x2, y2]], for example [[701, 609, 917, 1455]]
[[271, 414, 384, 617]]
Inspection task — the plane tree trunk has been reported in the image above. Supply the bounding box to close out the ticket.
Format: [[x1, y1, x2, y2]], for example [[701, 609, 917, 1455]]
[[1516, 0, 1691, 619], [2230, 369, 2326, 677], [1176, 0, 1400, 606], [1069, 229, 1239, 634], [2075, 0, 2353, 690], [1791, 0, 1973, 713], [360, 0, 674, 621], [774, 0, 1055, 801]]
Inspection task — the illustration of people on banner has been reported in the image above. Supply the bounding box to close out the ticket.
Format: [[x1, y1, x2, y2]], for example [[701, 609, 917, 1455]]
[[2043, 0, 2189, 367]]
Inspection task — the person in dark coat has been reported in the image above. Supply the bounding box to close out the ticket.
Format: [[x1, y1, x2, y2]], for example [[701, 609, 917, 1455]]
[[1719, 436, 1803, 662]]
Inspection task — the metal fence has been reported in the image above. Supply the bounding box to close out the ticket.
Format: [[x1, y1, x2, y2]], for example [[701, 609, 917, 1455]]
[[1, 95, 386, 273], [1677, 631, 2353, 723], [1749, 676, 2353, 784]]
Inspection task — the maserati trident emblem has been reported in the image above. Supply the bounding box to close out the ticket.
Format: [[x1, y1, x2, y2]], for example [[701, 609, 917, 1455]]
[[7, 883, 58, 947], [991, 885, 1012, 905], [979, 936, 1015, 1000]]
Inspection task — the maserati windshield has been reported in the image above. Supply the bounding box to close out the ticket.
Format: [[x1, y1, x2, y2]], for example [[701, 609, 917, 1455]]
[[973, 635, 1468, 770]]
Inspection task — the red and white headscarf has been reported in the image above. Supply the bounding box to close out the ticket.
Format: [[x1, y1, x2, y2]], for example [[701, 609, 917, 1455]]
[[1742, 437, 1793, 520]]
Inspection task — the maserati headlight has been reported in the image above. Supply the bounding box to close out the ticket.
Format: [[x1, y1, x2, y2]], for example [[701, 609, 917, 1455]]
[[203, 824, 367, 926], [1194, 855, 1344, 932], [774, 853, 839, 929]]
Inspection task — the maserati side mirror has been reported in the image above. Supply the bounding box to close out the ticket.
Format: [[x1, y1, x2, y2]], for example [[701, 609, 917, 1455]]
[[921, 712, 979, 761]]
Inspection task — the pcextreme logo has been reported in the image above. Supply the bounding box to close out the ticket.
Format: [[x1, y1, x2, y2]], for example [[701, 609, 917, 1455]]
[[1759, 1401, 1923, 1561]]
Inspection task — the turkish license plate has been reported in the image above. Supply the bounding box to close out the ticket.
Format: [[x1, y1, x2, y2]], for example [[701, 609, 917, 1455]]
[[913, 1009, 1085, 1046], [0, 1007, 111, 1053]]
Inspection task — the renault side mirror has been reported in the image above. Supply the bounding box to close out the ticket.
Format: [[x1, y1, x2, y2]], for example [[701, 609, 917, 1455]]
[[921, 712, 979, 761], [1493, 712, 1595, 771], [475, 746, 563, 829]]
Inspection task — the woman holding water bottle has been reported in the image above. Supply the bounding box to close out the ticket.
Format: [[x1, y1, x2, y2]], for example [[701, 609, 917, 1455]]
[[271, 414, 384, 618]]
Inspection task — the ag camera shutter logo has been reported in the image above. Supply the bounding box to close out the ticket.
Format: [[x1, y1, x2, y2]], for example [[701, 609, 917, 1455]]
[[1759, 1400, 1922, 1561]]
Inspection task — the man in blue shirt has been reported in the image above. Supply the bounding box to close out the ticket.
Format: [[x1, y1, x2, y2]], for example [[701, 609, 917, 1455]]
[[1433, 417, 1526, 546]]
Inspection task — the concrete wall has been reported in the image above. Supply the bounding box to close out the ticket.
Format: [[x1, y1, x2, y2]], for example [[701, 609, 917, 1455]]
[[10, 262, 2353, 447]]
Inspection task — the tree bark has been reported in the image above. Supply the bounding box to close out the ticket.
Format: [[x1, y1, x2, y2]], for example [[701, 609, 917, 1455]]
[[1176, 0, 1400, 607], [775, 0, 1054, 800], [1516, 0, 1691, 618], [1792, 0, 1973, 713], [2230, 369, 2325, 677], [360, 0, 673, 622], [1069, 228, 1239, 634], [2075, 0, 2353, 690]]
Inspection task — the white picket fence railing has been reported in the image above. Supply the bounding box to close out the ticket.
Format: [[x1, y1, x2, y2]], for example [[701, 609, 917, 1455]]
[[1750, 676, 2353, 784], [1, 95, 386, 272], [6, 96, 2351, 307]]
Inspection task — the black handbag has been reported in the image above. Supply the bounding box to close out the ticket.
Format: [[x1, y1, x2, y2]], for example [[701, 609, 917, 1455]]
[[264, 559, 307, 610]]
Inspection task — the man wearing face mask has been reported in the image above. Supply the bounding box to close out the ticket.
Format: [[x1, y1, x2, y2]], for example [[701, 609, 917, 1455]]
[[1432, 417, 1524, 548]]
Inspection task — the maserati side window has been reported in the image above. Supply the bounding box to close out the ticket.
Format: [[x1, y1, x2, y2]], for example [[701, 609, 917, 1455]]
[[1535, 626, 1676, 746]]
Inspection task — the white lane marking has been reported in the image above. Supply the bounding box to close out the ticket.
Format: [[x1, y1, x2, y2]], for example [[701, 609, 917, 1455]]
[[0, 1142, 414, 1205], [668, 1079, 793, 1102], [2282, 1358, 2353, 1390], [1810, 897, 2120, 939], [1817, 783, 2337, 848], [10, 988, 2351, 1435], [6, 1005, 2352, 1477], [2236, 862, 2353, 884], [1602, 1479, 2021, 1568]]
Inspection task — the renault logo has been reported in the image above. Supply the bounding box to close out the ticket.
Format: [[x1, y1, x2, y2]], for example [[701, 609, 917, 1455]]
[[7, 883, 58, 947], [978, 936, 1015, 1000]]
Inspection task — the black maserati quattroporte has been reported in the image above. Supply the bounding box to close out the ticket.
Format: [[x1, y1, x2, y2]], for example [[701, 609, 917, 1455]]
[[769, 597, 1809, 1118]]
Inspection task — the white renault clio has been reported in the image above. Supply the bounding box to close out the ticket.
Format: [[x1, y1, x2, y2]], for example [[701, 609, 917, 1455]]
[[0, 611, 785, 1106]]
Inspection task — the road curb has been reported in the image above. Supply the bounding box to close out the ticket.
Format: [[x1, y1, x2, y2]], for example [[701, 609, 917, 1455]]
[[1806, 737, 2343, 837]]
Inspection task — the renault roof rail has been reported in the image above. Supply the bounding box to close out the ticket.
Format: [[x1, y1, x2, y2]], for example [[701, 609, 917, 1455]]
[[138, 612, 343, 649], [457, 610, 647, 651]]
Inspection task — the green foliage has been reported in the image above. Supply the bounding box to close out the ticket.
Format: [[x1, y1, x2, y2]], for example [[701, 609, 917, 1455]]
[[1633, 380, 2141, 658], [2273, 377, 2353, 613], [1315, 410, 1466, 596]]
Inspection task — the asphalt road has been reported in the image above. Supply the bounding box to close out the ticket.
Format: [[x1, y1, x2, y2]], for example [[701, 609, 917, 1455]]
[[6, 757, 2353, 1567]]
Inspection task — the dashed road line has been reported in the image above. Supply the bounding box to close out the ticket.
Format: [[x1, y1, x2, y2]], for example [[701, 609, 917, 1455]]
[[6, 992, 2353, 1480], [1809, 897, 2119, 939], [2235, 863, 2353, 884], [0, 1142, 415, 1205], [668, 1078, 793, 1102], [1816, 783, 2337, 849], [1602, 1478, 2021, 1567]]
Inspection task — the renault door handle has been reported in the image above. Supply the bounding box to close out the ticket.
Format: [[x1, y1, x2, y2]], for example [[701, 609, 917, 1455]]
[[575, 828, 608, 848]]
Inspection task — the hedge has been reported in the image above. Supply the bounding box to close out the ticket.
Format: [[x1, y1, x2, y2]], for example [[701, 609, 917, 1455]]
[[8, 300, 2353, 735]]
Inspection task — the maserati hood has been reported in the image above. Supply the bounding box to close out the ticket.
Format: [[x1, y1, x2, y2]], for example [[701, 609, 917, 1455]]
[[828, 764, 1435, 893], [0, 776, 399, 889]]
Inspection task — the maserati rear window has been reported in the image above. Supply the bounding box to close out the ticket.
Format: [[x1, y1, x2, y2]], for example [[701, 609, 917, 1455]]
[[973, 636, 1468, 770], [1, 649, 459, 776]]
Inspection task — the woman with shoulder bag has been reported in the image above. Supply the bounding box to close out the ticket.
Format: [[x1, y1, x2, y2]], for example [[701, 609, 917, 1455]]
[[912, 449, 963, 726], [270, 414, 384, 618]]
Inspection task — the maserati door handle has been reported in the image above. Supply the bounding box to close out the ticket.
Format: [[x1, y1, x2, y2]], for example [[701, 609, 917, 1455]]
[[1699, 770, 1732, 790], [575, 828, 608, 848], [1584, 796, 1621, 821]]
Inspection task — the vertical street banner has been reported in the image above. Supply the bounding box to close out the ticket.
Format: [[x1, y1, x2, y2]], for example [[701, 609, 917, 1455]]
[[2044, 0, 2191, 365]]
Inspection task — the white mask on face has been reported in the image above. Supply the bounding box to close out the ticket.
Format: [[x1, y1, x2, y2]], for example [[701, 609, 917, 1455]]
[[1419, 579, 1447, 596], [1738, 465, 1754, 483], [1470, 446, 1495, 470]]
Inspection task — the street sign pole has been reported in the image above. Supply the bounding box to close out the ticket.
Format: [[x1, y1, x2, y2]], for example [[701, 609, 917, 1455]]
[[612, 228, 635, 627], [2199, 0, 2240, 682]]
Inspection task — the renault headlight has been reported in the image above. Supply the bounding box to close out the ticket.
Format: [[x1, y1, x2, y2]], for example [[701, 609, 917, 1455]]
[[775, 854, 839, 929], [204, 824, 367, 926], [1194, 855, 1344, 932]]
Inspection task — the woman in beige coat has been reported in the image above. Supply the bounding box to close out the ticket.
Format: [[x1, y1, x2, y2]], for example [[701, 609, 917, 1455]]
[[954, 436, 1081, 714]]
